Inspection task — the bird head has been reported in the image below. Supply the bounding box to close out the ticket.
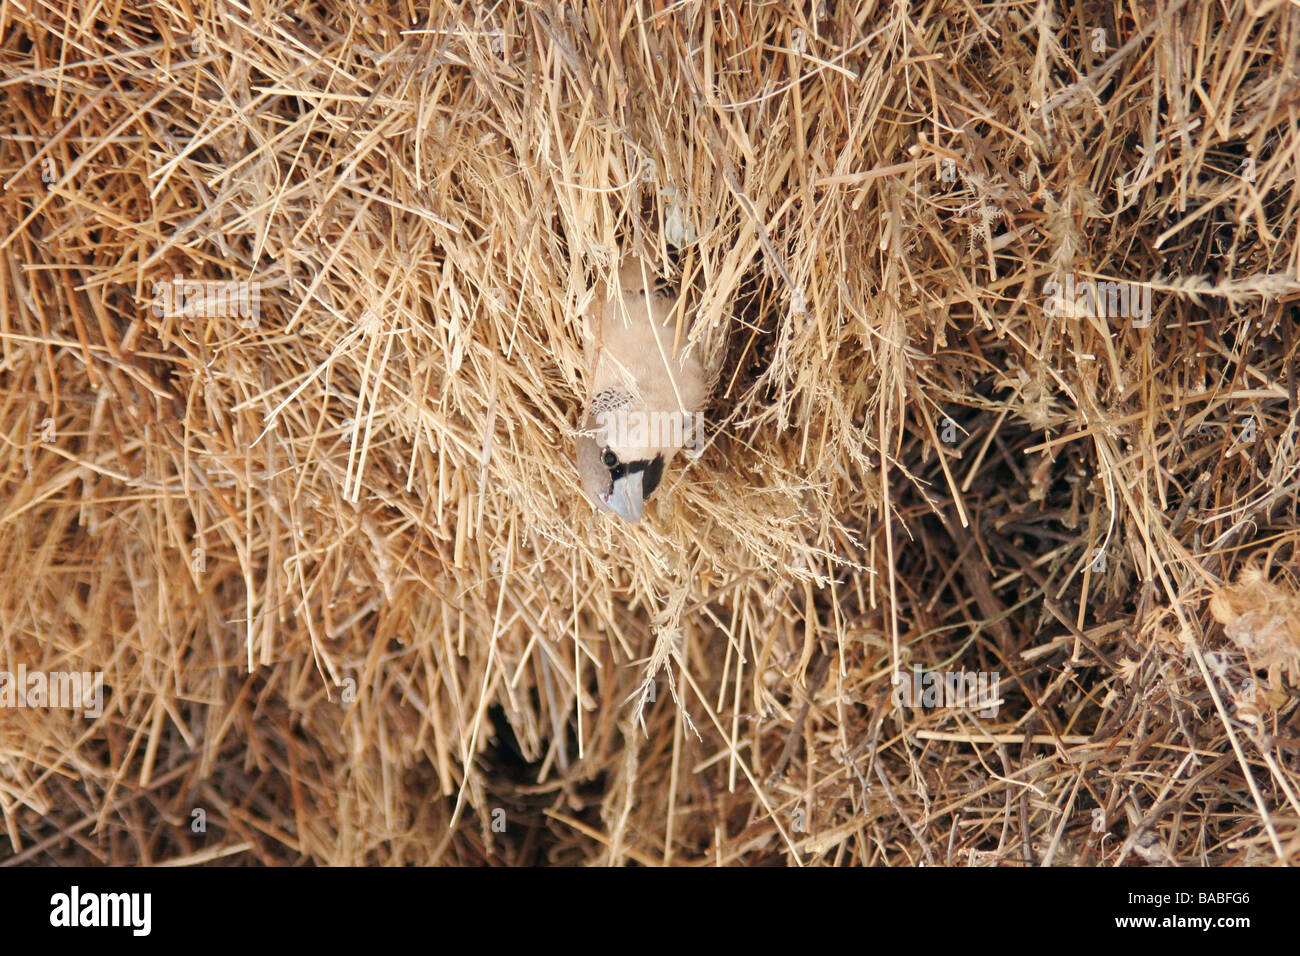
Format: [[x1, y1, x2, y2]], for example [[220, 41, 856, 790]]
[[575, 400, 669, 523]]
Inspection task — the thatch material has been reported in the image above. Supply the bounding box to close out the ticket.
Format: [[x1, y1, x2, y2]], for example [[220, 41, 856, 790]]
[[2, 0, 1298, 865]]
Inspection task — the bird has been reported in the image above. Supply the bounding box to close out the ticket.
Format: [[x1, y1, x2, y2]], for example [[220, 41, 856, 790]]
[[575, 255, 713, 522]]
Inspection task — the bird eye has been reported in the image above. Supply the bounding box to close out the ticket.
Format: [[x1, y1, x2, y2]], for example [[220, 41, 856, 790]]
[[601, 449, 618, 468]]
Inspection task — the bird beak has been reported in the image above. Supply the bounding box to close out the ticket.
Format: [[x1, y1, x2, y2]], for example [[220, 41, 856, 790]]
[[603, 469, 645, 523]]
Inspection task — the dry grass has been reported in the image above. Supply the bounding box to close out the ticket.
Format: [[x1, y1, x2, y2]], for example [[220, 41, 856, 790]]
[[2, 0, 1299, 866]]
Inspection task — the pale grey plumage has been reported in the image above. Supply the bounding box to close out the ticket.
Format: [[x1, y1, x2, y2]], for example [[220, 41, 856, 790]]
[[575, 255, 713, 522]]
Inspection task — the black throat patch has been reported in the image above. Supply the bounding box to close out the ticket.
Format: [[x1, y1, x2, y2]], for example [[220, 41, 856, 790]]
[[619, 454, 665, 499]]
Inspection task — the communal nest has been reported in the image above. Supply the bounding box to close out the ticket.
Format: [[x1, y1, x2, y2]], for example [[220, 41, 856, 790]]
[[2, 0, 1299, 865]]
